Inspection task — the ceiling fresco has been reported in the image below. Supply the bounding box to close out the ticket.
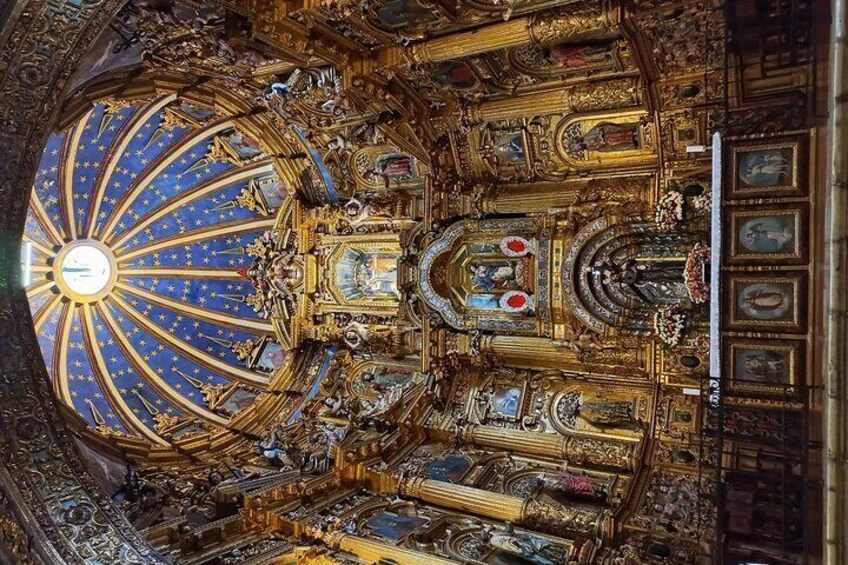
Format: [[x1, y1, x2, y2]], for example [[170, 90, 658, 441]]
[[21, 96, 294, 445]]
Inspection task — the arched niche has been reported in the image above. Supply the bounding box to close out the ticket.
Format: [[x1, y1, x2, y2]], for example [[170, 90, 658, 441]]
[[345, 357, 426, 400], [318, 234, 404, 313], [418, 218, 548, 334], [349, 144, 426, 192], [560, 219, 702, 335], [554, 109, 657, 170]]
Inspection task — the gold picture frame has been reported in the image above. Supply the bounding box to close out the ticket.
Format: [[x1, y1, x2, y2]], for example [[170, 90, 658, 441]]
[[723, 337, 804, 398], [725, 133, 808, 198], [727, 204, 807, 263], [726, 273, 807, 333]]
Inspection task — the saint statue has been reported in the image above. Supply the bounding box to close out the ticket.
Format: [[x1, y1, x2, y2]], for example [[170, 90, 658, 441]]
[[557, 391, 641, 431], [548, 43, 609, 68], [535, 470, 605, 503], [571, 122, 641, 154], [484, 525, 568, 565]]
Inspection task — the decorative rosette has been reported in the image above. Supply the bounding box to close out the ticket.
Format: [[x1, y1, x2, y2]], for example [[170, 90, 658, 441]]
[[655, 192, 684, 232], [684, 243, 711, 304], [654, 305, 687, 348], [500, 236, 535, 257], [499, 291, 535, 313]]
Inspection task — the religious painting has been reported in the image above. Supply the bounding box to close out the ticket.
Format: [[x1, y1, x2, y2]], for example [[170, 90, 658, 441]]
[[726, 134, 808, 198], [509, 41, 616, 79], [335, 248, 400, 301], [724, 338, 803, 397], [469, 261, 522, 292], [254, 339, 290, 373], [170, 422, 208, 440], [728, 205, 806, 263], [353, 146, 422, 191], [224, 130, 264, 160], [373, 0, 441, 30], [433, 60, 478, 89], [177, 103, 216, 124], [217, 387, 259, 416], [253, 176, 289, 215], [424, 455, 472, 483], [492, 131, 527, 166], [727, 274, 806, 332], [373, 152, 416, 181], [577, 121, 642, 153], [547, 43, 611, 69], [364, 511, 429, 541], [489, 386, 523, 420], [486, 531, 571, 565]]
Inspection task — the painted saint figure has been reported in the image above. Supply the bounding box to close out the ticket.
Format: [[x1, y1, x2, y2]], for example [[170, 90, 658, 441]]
[[365, 152, 416, 187], [572, 122, 641, 154], [740, 218, 794, 253], [484, 526, 568, 565], [470, 263, 518, 291], [557, 391, 642, 432], [738, 149, 793, 187], [355, 253, 399, 297], [742, 289, 788, 313], [547, 43, 610, 68], [740, 351, 787, 383]]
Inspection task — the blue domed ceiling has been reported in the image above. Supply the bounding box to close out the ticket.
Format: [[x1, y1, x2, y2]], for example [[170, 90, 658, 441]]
[[21, 95, 299, 447]]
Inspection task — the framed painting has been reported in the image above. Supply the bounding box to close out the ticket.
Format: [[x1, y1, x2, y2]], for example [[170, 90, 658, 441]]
[[488, 385, 524, 420], [433, 60, 478, 90], [723, 337, 804, 398], [725, 133, 808, 198], [727, 204, 808, 263], [424, 455, 473, 484], [726, 273, 807, 333], [364, 511, 429, 541]]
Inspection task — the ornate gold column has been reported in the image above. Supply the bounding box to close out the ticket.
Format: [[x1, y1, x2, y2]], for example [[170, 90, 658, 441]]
[[378, 3, 617, 67], [460, 425, 639, 472], [479, 335, 579, 370], [479, 335, 646, 375], [482, 179, 586, 215], [466, 77, 643, 123], [399, 477, 608, 539], [334, 533, 460, 564]]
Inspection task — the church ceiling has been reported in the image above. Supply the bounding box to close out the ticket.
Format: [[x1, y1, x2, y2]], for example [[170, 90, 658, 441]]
[[22, 96, 301, 446]]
